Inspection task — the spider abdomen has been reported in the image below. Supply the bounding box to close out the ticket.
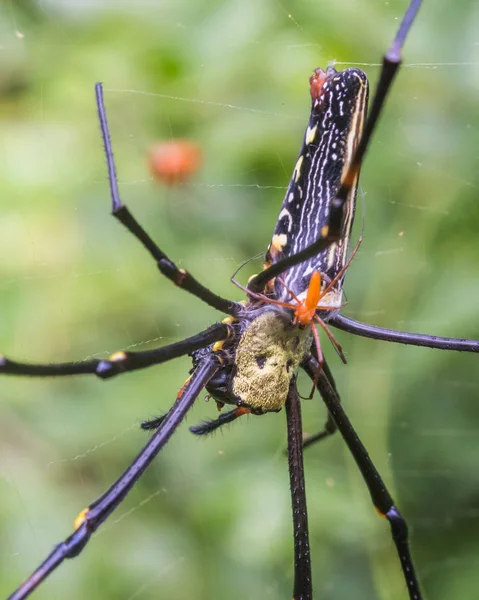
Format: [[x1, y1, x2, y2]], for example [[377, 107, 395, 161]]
[[266, 66, 369, 305]]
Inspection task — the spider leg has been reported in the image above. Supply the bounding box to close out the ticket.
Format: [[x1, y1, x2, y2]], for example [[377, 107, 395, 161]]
[[141, 414, 168, 430], [0, 323, 228, 379], [231, 276, 295, 310], [96, 83, 240, 317], [302, 354, 422, 600], [142, 406, 253, 434], [314, 316, 346, 364], [298, 323, 326, 401], [316, 235, 362, 302], [7, 356, 219, 600], [311, 321, 324, 365], [301, 357, 338, 450], [286, 380, 312, 600], [188, 406, 251, 435], [302, 409, 336, 449], [247, 0, 422, 294], [330, 313, 479, 353]]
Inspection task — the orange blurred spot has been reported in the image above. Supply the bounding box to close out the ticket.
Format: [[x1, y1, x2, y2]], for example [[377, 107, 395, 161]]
[[149, 140, 202, 185]]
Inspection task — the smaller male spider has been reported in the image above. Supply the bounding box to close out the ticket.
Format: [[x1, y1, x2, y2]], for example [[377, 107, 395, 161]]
[[3, 1, 479, 599]]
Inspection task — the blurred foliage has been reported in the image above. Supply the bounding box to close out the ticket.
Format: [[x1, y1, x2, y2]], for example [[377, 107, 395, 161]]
[[1, 0, 479, 599]]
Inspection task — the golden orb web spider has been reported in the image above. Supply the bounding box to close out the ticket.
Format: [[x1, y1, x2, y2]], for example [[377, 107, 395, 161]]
[[0, 1, 479, 600]]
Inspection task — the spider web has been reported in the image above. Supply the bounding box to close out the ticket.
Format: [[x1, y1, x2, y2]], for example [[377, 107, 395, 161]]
[[1, 1, 479, 599]]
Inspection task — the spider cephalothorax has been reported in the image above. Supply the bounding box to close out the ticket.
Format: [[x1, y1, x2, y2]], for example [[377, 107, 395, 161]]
[[193, 305, 312, 414]]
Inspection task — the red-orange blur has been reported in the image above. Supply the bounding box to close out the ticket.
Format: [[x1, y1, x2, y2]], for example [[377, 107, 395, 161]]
[[148, 140, 202, 185], [309, 68, 328, 102]]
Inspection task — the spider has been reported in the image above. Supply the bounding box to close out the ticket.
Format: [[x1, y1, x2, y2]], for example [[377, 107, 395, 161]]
[[2, 0, 479, 598]]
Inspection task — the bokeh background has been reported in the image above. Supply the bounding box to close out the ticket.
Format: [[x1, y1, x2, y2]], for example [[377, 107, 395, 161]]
[[1, 1, 479, 599]]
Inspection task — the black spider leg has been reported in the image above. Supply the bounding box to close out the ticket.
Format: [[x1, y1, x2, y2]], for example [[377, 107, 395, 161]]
[[0, 323, 228, 378], [247, 0, 422, 295], [188, 406, 252, 435], [142, 405, 251, 434], [302, 354, 422, 600], [95, 82, 240, 318], [8, 356, 219, 600], [286, 380, 312, 600], [301, 357, 338, 450], [330, 313, 479, 353]]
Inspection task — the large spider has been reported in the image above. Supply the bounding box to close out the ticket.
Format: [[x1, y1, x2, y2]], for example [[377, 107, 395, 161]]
[[2, 0, 479, 599]]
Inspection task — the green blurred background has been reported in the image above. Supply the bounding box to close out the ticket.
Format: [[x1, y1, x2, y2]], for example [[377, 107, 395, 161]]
[[1, 0, 479, 599]]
